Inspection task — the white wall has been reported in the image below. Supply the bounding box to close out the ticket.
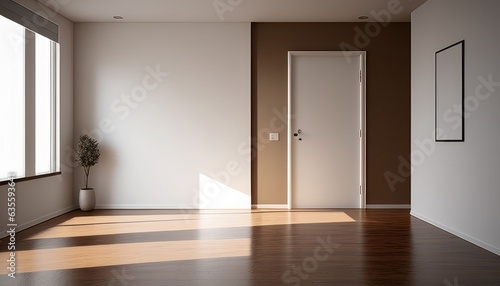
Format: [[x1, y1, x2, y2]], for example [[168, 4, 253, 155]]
[[0, 0, 74, 237], [411, 0, 500, 255], [74, 23, 251, 209]]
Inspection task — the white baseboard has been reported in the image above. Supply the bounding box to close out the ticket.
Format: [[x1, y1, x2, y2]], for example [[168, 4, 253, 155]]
[[366, 204, 411, 209], [1, 205, 78, 239], [252, 204, 289, 209], [411, 211, 500, 256], [252, 204, 410, 209], [96, 204, 196, 209], [95, 204, 251, 210]]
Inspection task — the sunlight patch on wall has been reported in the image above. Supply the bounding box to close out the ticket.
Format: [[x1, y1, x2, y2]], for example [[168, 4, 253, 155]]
[[197, 173, 250, 209]]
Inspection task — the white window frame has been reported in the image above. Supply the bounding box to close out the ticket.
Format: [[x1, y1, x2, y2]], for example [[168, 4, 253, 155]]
[[0, 2, 60, 183]]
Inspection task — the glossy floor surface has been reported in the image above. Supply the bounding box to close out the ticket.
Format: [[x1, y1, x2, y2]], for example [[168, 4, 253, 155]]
[[1, 209, 499, 285]]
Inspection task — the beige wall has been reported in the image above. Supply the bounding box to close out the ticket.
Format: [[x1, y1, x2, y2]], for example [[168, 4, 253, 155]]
[[411, 0, 500, 255], [74, 23, 251, 209], [252, 23, 411, 206]]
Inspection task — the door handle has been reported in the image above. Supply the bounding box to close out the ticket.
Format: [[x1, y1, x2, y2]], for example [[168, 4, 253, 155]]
[[293, 129, 302, 140]]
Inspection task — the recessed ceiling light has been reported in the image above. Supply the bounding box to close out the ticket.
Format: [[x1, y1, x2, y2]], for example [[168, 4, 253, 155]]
[[113, 16, 124, 20], [358, 16, 369, 20]]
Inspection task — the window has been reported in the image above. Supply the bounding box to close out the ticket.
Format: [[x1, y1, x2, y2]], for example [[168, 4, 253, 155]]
[[0, 15, 25, 178], [35, 33, 58, 174], [0, 2, 60, 182]]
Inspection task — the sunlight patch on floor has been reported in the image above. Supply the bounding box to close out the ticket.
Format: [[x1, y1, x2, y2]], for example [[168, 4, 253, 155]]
[[0, 238, 250, 274], [25, 211, 355, 240]]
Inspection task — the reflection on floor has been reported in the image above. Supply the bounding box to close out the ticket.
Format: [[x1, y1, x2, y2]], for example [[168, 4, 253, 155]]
[[0, 209, 499, 285]]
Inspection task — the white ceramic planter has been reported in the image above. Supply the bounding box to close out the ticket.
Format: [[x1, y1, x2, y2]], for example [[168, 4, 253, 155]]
[[79, 188, 96, 211]]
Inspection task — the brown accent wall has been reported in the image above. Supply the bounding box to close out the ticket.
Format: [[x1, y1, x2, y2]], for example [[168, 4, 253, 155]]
[[251, 23, 411, 205]]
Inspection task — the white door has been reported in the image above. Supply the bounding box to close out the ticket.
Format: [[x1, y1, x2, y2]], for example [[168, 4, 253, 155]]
[[288, 51, 366, 209]]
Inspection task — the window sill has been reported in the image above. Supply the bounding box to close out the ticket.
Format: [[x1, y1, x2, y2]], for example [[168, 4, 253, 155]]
[[0, 172, 62, 186]]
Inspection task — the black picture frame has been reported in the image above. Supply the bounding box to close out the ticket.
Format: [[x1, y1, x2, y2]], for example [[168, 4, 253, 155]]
[[435, 40, 465, 142]]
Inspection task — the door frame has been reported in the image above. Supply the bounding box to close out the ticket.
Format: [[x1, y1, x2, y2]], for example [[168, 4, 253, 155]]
[[287, 51, 366, 209]]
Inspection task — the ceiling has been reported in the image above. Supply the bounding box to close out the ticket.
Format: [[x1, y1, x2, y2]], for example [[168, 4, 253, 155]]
[[37, 0, 427, 23]]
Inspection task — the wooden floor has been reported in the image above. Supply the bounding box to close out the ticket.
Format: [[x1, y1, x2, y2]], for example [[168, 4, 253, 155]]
[[1, 209, 499, 285]]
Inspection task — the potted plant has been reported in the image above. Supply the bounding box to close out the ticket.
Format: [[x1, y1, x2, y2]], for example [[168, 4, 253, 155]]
[[76, 134, 101, 211]]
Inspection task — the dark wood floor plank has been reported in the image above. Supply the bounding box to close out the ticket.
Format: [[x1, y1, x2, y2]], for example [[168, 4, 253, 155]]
[[0, 209, 499, 285]]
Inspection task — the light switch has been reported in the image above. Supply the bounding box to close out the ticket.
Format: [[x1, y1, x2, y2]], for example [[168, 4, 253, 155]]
[[269, 132, 280, 141]]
